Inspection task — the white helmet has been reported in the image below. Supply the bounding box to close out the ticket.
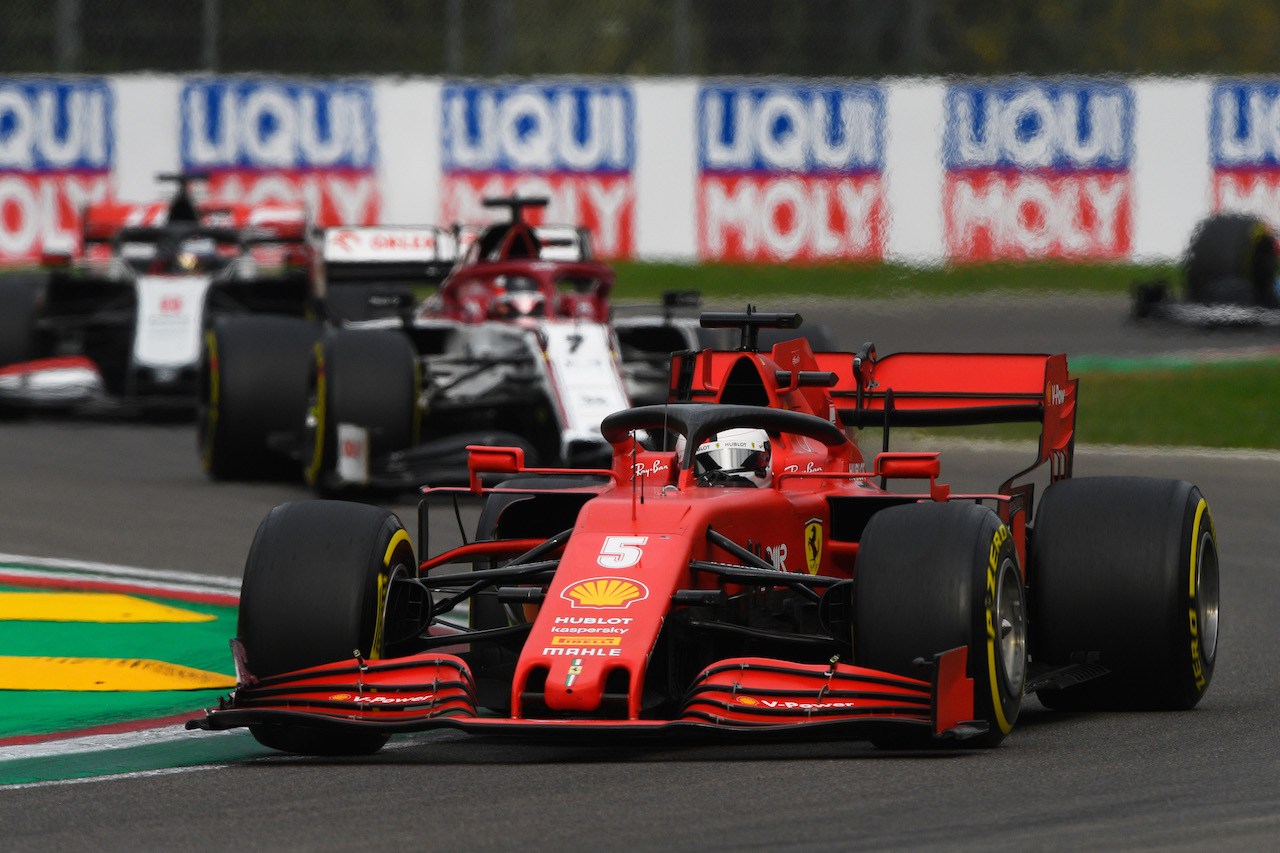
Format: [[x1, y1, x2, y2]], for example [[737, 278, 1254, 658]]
[[693, 427, 772, 487]]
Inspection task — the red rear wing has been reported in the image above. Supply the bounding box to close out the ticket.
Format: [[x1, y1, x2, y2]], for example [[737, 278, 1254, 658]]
[[816, 349, 1077, 480], [81, 200, 307, 243], [670, 334, 1076, 485]]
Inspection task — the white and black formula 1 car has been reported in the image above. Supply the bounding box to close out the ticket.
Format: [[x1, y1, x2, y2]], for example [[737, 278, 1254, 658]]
[[0, 173, 311, 414], [198, 197, 709, 490], [1132, 212, 1280, 327]]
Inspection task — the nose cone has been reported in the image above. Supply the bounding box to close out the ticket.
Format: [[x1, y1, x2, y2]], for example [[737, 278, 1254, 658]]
[[542, 651, 622, 712], [511, 508, 697, 720]]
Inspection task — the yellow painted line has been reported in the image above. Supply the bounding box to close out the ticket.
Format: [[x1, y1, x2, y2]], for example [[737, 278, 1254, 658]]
[[0, 592, 216, 623], [0, 656, 235, 691]]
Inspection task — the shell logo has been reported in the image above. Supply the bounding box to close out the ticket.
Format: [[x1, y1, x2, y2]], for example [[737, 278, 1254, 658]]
[[561, 577, 650, 609], [329, 693, 353, 701], [736, 696, 759, 706]]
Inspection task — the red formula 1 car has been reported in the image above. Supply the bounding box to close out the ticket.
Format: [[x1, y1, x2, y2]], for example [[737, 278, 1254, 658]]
[[189, 311, 1219, 753], [0, 173, 310, 413]]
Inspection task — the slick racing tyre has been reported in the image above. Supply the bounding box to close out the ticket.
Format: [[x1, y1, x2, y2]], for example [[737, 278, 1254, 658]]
[[1184, 214, 1278, 307], [855, 502, 1027, 749], [238, 500, 418, 755], [0, 275, 45, 368], [199, 316, 319, 480], [303, 328, 418, 495], [1031, 477, 1219, 711]]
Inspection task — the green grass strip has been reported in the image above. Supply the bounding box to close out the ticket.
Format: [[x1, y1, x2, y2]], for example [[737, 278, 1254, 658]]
[[903, 362, 1280, 450], [1074, 362, 1280, 449], [611, 260, 1178, 301]]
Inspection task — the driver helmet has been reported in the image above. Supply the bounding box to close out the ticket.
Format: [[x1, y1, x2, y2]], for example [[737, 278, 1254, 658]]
[[488, 275, 546, 321], [174, 236, 217, 273], [693, 427, 772, 487]]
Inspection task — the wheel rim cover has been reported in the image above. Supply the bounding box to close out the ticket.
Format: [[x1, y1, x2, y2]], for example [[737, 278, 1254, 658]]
[[996, 558, 1027, 693], [1197, 531, 1220, 664]]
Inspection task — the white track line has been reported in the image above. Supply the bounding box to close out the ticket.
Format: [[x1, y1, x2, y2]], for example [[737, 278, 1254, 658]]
[[0, 553, 240, 597], [0, 725, 222, 763], [2, 764, 225, 790]]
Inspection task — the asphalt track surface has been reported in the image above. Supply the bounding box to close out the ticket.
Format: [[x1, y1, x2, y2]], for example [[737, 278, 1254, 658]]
[[2, 294, 1279, 851]]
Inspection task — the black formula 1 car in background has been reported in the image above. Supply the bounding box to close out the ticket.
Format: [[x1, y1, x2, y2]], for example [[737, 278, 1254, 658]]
[[1132, 212, 1280, 326]]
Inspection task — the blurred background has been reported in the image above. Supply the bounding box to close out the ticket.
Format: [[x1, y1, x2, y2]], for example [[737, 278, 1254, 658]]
[[2, 1, 1277, 449], [6, 0, 1280, 77]]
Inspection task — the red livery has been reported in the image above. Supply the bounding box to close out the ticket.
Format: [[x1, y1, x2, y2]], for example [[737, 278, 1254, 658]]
[[190, 311, 1220, 752]]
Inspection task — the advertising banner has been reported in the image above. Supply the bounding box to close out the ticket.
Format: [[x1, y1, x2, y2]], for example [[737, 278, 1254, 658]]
[[0, 79, 114, 263], [1210, 80, 1280, 232], [180, 79, 379, 226], [440, 82, 635, 259], [696, 82, 887, 262], [943, 80, 1134, 261]]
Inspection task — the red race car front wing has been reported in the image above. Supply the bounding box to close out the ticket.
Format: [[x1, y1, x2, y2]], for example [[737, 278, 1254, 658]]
[[187, 646, 987, 743]]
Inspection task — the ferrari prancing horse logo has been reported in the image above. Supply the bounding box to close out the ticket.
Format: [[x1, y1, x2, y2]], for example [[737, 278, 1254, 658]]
[[804, 518, 823, 575]]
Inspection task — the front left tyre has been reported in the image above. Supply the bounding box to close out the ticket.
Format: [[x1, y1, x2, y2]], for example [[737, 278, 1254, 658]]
[[854, 501, 1026, 749], [238, 500, 418, 755]]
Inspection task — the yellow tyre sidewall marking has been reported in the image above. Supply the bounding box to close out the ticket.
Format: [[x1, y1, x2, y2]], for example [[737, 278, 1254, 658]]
[[200, 329, 219, 471], [985, 523, 1017, 735], [371, 528, 413, 661], [1189, 498, 1213, 692]]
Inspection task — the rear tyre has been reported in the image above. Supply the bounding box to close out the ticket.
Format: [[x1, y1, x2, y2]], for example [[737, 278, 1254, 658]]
[[1184, 214, 1278, 307], [238, 500, 417, 755], [855, 502, 1026, 749], [303, 329, 418, 495], [199, 316, 319, 480], [1031, 477, 1219, 711]]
